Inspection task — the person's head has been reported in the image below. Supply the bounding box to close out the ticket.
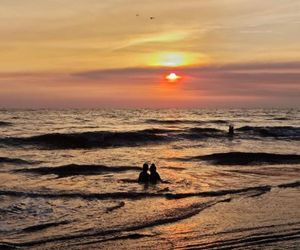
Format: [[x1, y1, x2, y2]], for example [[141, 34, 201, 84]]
[[143, 163, 149, 172], [150, 163, 156, 173]]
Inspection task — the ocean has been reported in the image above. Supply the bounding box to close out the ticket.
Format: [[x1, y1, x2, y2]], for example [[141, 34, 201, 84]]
[[0, 109, 299, 249]]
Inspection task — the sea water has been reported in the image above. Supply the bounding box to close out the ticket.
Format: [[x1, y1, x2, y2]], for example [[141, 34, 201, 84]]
[[0, 109, 299, 249]]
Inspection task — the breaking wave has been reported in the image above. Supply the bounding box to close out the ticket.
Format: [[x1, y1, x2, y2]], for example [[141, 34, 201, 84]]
[[271, 117, 291, 121], [0, 121, 12, 127], [175, 152, 300, 165], [180, 223, 300, 249], [2, 181, 298, 201], [278, 180, 300, 188], [1, 125, 299, 150], [145, 119, 201, 125], [183, 127, 225, 139], [0, 129, 170, 149], [1, 180, 299, 247], [145, 119, 228, 125], [0, 180, 298, 247], [236, 126, 300, 139], [15, 164, 140, 178], [0, 199, 223, 247], [22, 220, 71, 233], [184, 126, 300, 140], [0, 157, 36, 165]]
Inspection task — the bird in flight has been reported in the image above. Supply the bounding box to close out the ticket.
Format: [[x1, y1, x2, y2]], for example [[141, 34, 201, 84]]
[[135, 14, 155, 20]]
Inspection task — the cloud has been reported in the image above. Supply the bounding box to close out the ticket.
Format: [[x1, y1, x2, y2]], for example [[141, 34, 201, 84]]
[[113, 31, 191, 51], [73, 61, 300, 101], [74, 60, 300, 80], [1, 61, 299, 108]]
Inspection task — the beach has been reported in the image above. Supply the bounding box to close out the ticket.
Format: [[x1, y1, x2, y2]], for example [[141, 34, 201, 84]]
[[0, 108, 299, 249]]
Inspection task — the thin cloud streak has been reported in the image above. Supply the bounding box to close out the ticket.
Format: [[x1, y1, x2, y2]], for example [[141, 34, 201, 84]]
[[113, 31, 191, 51], [73, 61, 300, 83], [0, 61, 299, 108]]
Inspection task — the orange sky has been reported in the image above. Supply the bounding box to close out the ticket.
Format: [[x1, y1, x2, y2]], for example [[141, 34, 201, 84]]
[[0, 0, 299, 108]]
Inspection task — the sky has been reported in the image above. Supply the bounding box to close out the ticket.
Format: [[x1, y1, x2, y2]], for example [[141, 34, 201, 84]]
[[0, 0, 299, 108]]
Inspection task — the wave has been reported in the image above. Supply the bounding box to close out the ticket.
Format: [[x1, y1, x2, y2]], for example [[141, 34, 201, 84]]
[[145, 119, 228, 125], [76, 233, 156, 246], [207, 119, 229, 124], [3, 182, 298, 249], [22, 220, 71, 233], [0, 157, 36, 165], [184, 126, 300, 140], [182, 225, 300, 249], [165, 185, 272, 199], [236, 126, 300, 139], [175, 152, 300, 165], [184, 127, 225, 139], [0, 129, 169, 149], [0, 181, 298, 247], [0, 182, 291, 201], [0, 121, 12, 127], [1, 180, 298, 201], [278, 180, 300, 188], [15, 164, 140, 178], [0, 199, 227, 248], [145, 119, 201, 125], [189, 127, 223, 133], [271, 117, 291, 121], [0, 189, 163, 200], [2, 125, 298, 150], [0, 243, 16, 249], [105, 201, 125, 213], [139, 128, 176, 134]]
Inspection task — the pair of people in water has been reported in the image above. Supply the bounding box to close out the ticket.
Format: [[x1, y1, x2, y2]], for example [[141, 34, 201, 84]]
[[138, 163, 162, 184]]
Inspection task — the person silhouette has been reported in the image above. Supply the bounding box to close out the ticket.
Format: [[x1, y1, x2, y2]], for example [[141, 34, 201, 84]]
[[149, 163, 162, 184], [138, 163, 150, 183], [228, 124, 234, 137]]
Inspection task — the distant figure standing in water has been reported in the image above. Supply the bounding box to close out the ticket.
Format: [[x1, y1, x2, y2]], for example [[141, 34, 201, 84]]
[[138, 163, 150, 183], [149, 163, 162, 184], [228, 124, 234, 137]]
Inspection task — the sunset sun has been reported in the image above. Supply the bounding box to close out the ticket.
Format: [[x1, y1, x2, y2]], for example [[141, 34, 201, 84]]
[[166, 72, 181, 81]]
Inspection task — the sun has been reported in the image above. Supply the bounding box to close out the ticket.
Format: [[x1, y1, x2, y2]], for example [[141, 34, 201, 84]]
[[166, 72, 181, 81]]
